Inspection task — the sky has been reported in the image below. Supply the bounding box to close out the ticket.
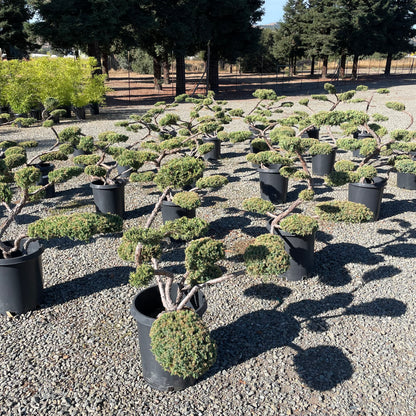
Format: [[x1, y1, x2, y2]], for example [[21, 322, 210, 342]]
[[260, 0, 286, 25]]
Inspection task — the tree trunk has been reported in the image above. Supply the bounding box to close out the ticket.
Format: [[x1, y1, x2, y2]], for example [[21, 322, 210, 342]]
[[87, 43, 102, 75], [339, 54, 346, 78], [310, 56, 315, 76], [102, 53, 110, 80], [352, 54, 359, 79], [162, 59, 170, 84], [208, 50, 219, 93], [175, 55, 186, 96], [384, 53, 392, 76], [293, 56, 297, 75], [321, 56, 328, 78], [153, 57, 162, 91]]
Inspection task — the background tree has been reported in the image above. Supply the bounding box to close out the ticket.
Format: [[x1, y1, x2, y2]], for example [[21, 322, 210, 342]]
[[0, 0, 35, 58]]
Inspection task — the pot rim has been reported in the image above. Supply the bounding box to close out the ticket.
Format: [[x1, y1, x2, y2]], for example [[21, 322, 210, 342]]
[[0, 240, 44, 266], [90, 179, 126, 189], [348, 176, 387, 189]]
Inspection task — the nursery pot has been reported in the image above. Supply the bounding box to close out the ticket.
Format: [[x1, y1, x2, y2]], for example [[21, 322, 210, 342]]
[[89, 102, 100, 115], [30, 108, 43, 121], [396, 172, 416, 190], [35, 162, 55, 198], [90, 180, 125, 218], [301, 127, 320, 139], [130, 285, 207, 391], [202, 136, 221, 161], [311, 149, 336, 176], [73, 106, 86, 120], [348, 176, 387, 221], [0, 240, 44, 315], [258, 167, 288, 203], [161, 200, 196, 223], [117, 164, 132, 179], [267, 220, 315, 281], [352, 131, 372, 158]]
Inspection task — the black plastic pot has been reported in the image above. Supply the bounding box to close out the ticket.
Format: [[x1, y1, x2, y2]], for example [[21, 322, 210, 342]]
[[267, 220, 315, 281], [311, 148, 336, 176], [30, 108, 43, 121], [89, 102, 100, 115], [348, 176, 387, 220], [352, 131, 373, 158], [0, 240, 44, 315], [117, 164, 131, 179], [73, 106, 86, 120], [161, 200, 196, 223], [258, 167, 288, 203], [301, 127, 320, 139], [202, 136, 221, 161], [130, 285, 207, 391], [35, 162, 55, 198], [396, 172, 416, 190], [90, 180, 125, 218]]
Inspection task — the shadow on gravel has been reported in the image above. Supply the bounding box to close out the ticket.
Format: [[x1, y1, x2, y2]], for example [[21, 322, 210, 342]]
[[313, 242, 384, 286], [379, 198, 416, 219], [42, 266, 131, 307], [207, 283, 406, 391]]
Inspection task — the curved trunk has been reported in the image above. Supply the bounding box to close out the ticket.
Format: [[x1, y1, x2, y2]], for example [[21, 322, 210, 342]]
[[339, 54, 346, 78], [162, 58, 171, 84], [153, 57, 162, 91]]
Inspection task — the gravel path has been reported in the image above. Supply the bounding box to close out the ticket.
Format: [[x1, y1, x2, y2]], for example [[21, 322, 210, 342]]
[[1, 80, 416, 416]]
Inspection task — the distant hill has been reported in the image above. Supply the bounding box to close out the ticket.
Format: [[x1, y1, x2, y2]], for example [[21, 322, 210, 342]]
[[257, 22, 280, 29]]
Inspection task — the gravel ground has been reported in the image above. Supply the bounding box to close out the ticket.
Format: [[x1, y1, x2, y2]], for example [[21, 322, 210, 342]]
[[1, 80, 416, 416]]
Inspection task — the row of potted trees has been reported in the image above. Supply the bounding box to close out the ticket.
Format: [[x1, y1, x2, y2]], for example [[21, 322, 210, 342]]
[[1, 83, 415, 392]]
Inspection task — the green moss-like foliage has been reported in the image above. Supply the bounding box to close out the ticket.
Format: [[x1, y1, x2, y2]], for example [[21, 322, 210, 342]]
[[228, 131, 252, 143], [4, 146, 25, 156], [85, 165, 107, 178], [338, 90, 356, 101], [312, 110, 369, 127], [129, 171, 156, 183], [390, 141, 416, 152], [356, 85, 368, 91], [280, 214, 318, 236], [395, 158, 416, 174], [116, 150, 158, 171], [244, 234, 290, 279], [5, 153, 27, 169], [48, 166, 83, 183], [243, 197, 274, 214], [356, 165, 378, 180], [154, 156, 205, 190], [0, 182, 12, 204], [129, 264, 154, 287], [0, 140, 17, 149], [97, 131, 129, 144], [0, 113, 11, 121], [325, 171, 351, 187], [247, 151, 292, 167], [386, 101, 405, 111], [250, 138, 269, 152], [162, 217, 209, 241], [390, 129, 416, 142], [39, 151, 68, 162], [73, 154, 101, 166], [334, 160, 355, 172], [311, 95, 329, 102], [172, 191, 201, 210], [185, 237, 225, 271], [50, 109, 67, 118], [150, 309, 217, 379], [336, 137, 361, 151], [315, 200, 373, 223], [159, 138, 185, 151], [14, 166, 41, 188], [358, 138, 378, 156], [299, 98, 309, 106], [308, 143, 334, 156], [42, 120, 55, 128], [28, 212, 122, 240], [196, 175, 228, 189], [377, 88, 390, 94], [12, 117, 37, 127], [198, 142, 214, 155], [28, 185, 46, 202], [253, 89, 278, 100], [187, 264, 223, 286], [299, 189, 315, 201], [372, 113, 389, 122], [19, 140, 38, 148], [78, 136, 95, 153], [279, 136, 309, 154], [324, 83, 337, 94], [269, 126, 296, 142]]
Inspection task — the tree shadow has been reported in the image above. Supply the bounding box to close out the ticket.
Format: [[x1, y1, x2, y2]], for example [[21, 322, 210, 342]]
[[380, 198, 416, 219], [314, 242, 384, 286], [42, 266, 131, 307], [243, 283, 292, 303], [208, 215, 253, 239], [382, 243, 416, 258]]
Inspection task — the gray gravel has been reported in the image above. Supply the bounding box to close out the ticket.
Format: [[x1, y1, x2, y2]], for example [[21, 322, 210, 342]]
[[1, 81, 416, 416]]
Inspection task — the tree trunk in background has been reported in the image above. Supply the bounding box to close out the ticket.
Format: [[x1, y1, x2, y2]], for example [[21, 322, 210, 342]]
[[162, 59, 171, 84], [208, 49, 219, 93], [175, 54, 186, 95], [310, 56, 315, 76], [153, 57, 162, 90], [352, 54, 359, 79], [384, 53, 392, 76], [102, 53, 110, 79], [339, 54, 346, 78], [321, 56, 328, 78], [87, 43, 102, 75]]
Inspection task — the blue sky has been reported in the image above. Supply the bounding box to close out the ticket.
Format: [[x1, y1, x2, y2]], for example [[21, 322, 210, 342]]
[[260, 0, 286, 24]]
